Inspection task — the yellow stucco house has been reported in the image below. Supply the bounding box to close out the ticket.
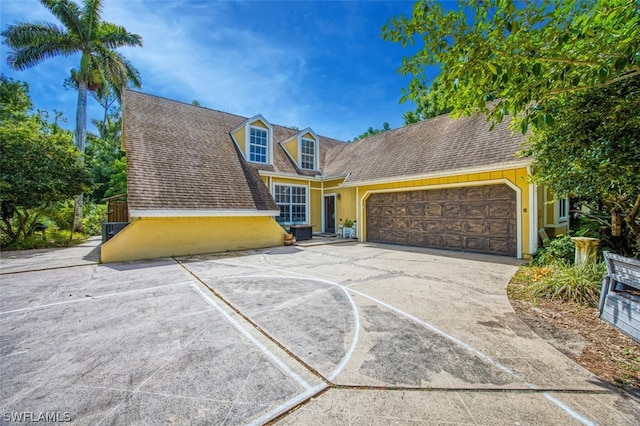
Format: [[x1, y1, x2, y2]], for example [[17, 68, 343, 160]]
[[100, 90, 568, 263]]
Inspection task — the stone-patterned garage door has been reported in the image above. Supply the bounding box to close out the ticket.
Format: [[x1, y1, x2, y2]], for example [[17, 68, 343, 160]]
[[366, 185, 517, 256]]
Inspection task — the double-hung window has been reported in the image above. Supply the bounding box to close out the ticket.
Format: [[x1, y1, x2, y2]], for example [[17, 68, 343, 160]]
[[249, 127, 268, 163], [558, 199, 568, 221], [275, 184, 307, 224], [300, 138, 316, 170]]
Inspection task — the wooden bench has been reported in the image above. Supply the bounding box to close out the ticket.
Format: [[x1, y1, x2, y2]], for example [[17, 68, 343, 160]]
[[598, 251, 640, 343]]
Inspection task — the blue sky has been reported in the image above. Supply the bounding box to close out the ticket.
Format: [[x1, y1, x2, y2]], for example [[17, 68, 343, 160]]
[[1, 0, 440, 141]]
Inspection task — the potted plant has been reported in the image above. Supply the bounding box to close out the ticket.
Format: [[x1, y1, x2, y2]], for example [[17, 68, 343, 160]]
[[343, 219, 354, 238], [283, 231, 296, 246]]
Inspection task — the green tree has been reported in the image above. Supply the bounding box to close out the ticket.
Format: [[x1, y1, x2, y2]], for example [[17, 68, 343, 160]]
[[85, 109, 124, 201], [522, 77, 640, 255], [105, 156, 127, 198], [403, 79, 453, 124], [0, 75, 91, 246], [352, 122, 391, 141], [2, 0, 143, 229], [383, 0, 640, 132]]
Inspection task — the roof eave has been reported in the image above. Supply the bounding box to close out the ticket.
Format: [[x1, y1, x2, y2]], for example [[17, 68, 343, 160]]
[[340, 159, 532, 188], [129, 209, 280, 218]]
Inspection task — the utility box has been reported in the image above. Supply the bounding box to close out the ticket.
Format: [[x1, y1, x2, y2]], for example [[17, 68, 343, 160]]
[[102, 222, 129, 243]]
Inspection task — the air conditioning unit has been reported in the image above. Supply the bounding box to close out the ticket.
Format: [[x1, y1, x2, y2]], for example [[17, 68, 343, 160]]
[[102, 222, 129, 243]]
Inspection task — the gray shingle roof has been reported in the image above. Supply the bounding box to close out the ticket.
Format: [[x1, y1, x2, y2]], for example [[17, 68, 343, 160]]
[[323, 112, 528, 184], [123, 90, 278, 212], [123, 90, 527, 212]]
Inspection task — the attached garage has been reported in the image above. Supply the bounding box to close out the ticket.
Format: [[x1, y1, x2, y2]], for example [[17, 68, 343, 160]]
[[365, 184, 517, 257]]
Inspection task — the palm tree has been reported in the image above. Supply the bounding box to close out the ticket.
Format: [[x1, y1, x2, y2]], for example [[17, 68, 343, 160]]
[[2, 0, 142, 229]]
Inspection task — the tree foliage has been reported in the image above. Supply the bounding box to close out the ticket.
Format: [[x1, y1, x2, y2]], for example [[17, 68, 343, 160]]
[[522, 77, 640, 254], [0, 75, 91, 246], [85, 109, 125, 201], [352, 122, 391, 141], [383, 0, 640, 132], [403, 79, 453, 124], [2, 0, 142, 230]]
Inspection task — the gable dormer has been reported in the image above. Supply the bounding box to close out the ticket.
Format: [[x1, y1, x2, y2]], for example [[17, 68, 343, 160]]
[[230, 115, 273, 165], [281, 128, 320, 171]]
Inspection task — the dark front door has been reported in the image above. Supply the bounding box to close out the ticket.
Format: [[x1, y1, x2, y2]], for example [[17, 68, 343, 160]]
[[324, 195, 336, 233]]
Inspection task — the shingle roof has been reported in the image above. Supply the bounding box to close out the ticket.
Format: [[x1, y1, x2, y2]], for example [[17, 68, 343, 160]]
[[123, 90, 527, 212], [323, 112, 528, 184], [123, 90, 278, 212]]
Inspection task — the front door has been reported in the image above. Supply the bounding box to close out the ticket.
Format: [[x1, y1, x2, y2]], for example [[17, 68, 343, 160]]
[[324, 195, 336, 233]]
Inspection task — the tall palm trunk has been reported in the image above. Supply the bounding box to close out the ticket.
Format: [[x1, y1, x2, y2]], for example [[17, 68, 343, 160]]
[[72, 80, 88, 232]]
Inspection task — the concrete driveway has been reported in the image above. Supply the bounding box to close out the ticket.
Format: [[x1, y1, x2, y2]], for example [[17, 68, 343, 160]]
[[1, 240, 639, 425]]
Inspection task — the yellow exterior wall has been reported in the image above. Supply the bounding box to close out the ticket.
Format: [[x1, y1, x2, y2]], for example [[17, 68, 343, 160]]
[[250, 119, 268, 129], [101, 216, 285, 263], [232, 127, 245, 153], [310, 187, 322, 232], [354, 167, 533, 258], [335, 187, 357, 229], [282, 138, 299, 163]]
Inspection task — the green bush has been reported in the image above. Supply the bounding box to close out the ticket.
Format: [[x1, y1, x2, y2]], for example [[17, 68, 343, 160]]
[[5, 229, 86, 250], [43, 199, 75, 231], [533, 234, 575, 265], [530, 262, 605, 306], [82, 203, 107, 236]]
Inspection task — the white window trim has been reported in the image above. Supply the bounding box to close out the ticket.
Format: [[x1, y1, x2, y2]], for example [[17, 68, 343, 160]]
[[242, 116, 273, 165], [272, 182, 309, 225], [247, 125, 269, 164], [299, 137, 318, 170]]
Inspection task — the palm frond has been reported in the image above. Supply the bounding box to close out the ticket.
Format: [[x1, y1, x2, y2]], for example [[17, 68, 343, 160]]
[[93, 47, 141, 100], [98, 23, 143, 49], [82, 0, 104, 40], [39, 0, 85, 41], [2, 22, 68, 48], [3, 23, 77, 70]]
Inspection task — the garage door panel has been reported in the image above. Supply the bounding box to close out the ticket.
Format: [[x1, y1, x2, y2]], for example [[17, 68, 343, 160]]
[[465, 219, 487, 235], [465, 237, 487, 251], [445, 189, 465, 200], [444, 204, 463, 216], [424, 221, 443, 232], [489, 239, 511, 255], [488, 219, 511, 234], [410, 191, 426, 202], [466, 186, 487, 199], [444, 235, 463, 249], [488, 204, 512, 218], [396, 192, 409, 203], [366, 184, 517, 257], [444, 220, 463, 232], [425, 234, 444, 247], [426, 190, 445, 201], [466, 203, 489, 218], [408, 204, 425, 216], [490, 185, 513, 198], [426, 203, 443, 216]]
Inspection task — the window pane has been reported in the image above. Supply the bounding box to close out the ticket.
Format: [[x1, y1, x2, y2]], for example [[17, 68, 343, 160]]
[[301, 138, 315, 169], [274, 185, 306, 224], [250, 127, 268, 163]]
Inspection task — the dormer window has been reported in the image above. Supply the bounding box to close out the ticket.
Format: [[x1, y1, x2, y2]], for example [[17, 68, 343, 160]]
[[230, 115, 273, 165], [250, 126, 268, 163], [300, 138, 316, 170]]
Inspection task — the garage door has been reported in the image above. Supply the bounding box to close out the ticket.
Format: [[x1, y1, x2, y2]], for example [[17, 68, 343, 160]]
[[366, 185, 517, 256]]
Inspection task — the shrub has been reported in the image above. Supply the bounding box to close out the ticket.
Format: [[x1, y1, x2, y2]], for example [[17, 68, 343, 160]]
[[82, 203, 107, 236], [5, 229, 86, 250], [529, 262, 606, 306], [43, 199, 75, 231], [533, 234, 575, 265]]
